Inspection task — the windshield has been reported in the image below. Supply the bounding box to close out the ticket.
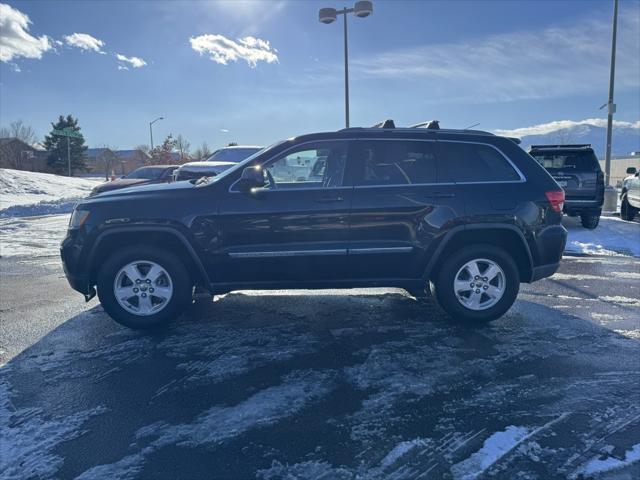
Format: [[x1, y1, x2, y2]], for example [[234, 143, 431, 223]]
[[530, 150, 600, 172], [206, 147, 263, 163], [196, 141, 286, 186], [125, 167, 166, 179]]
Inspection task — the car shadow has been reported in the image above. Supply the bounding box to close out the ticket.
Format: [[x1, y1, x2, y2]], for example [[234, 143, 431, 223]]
[[2, 292, 640, 480]]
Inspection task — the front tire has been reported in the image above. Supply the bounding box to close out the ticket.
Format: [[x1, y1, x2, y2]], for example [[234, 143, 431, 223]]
[[621, 195, 638, 221], [431, 245, 519, 324], [580, 212, 600, 229], [97, 246, 193, 329]]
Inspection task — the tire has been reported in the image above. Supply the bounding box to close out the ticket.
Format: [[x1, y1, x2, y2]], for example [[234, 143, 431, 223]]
[[431, 245, 520, 324], [620, 195, 638, 221], [97, 246, 193, 329], [580, 212, 600, 229]]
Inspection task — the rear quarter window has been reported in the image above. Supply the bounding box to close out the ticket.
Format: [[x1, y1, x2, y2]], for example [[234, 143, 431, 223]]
[[438, 142, 521, 183]]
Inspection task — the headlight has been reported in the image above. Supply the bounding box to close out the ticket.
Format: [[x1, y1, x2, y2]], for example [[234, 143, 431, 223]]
[[69, 209, 90, 229]]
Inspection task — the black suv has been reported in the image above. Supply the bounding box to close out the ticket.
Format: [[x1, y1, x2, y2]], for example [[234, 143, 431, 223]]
[[529, 144, 604, 229], [61, 126, 567, 329]]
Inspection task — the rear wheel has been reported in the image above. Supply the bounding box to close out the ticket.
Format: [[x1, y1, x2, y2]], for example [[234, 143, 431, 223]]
[[580, 212, 600, 229], [621, 195, 638, 221], [431, 245, 519, 324], [97, 246, 193, 329]]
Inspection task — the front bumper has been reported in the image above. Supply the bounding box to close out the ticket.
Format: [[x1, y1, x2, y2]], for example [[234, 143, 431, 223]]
[[60, 229, 93, 298]]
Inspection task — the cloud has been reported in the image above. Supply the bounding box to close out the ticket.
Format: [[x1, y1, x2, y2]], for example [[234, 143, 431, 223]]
[[220, 129, 229, 133], [63, 33, 105, 53], [495, 119, 640, 137], [116, 53, 147, 68], [347, 6, 639, 103], [189, 34, 278, 68], [117, 65, 129, 71], [0, 3, 52, 63]]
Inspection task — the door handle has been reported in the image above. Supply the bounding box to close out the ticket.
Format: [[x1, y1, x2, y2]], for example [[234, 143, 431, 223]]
[[316, 196, 344, 203], [424, 192, 456, 199]]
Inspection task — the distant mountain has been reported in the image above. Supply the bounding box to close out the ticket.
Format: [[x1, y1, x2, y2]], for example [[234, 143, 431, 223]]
[[495, 119, 640, 158]]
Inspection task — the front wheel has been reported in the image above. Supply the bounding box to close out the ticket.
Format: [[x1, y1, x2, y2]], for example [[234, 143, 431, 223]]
[[621, 195, 638, 221], [580, 212, 600, 229], [431, 245, 520, 324], [97, 246, 193, 329]]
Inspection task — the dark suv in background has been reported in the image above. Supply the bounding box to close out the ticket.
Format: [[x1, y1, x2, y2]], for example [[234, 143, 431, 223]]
[[61, 124, 566, 329], [529, 144, 604, 229]]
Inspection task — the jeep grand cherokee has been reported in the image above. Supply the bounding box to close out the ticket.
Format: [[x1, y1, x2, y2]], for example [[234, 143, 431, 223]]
[[61, 125, 567, 329]]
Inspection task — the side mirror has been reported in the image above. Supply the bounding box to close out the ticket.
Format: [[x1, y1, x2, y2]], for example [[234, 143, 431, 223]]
[[626, 167, 637, 175], [236, 166, 265, 191]]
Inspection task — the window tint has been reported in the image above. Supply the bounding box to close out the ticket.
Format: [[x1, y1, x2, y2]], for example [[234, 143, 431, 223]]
[[264, 141, 347, 189], [354, 140, 437, 186], [439, 142, 520, 182], [529, 150, 600, 172]]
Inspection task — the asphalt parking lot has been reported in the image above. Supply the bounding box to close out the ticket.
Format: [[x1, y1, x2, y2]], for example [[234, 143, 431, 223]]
[[1, 253, 639, 479]]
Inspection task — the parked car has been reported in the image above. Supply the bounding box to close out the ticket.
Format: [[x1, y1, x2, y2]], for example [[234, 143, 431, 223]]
[[90, 165, 177, 196], [528, 144, 604, 229], [620, 166, 640, 221], [173, 161, 236, 182], [205, 145, 263, 163], [61, 124, 566, 329]]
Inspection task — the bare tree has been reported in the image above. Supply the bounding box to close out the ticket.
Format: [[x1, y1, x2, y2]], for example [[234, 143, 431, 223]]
[[135, 144, 150, 155], [0, 120, 37, 145], [193, 142, 212, 161], [99, 145, 119, 180], [175, 134, 191, 162]]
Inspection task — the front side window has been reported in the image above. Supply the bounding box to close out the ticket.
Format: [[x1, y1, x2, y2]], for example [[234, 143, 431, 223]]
[[439, 142, 521, 183], [353, 140, 437, 186], [264, 141, 347, 189]]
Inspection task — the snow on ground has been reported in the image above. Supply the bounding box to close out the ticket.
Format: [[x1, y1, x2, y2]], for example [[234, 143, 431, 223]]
[[0, 214, 70, 258], [563, 215, 640, 257], [0, 168, 99, 217]]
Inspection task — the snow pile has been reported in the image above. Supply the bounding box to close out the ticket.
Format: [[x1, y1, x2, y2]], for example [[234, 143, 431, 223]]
[[564, 216, 640, 257], [0, 168, 99, 217]]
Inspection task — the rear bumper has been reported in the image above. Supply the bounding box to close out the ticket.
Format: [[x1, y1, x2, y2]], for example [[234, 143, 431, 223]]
[[564, 198, 602, 214], [528, 224, 566, 282], [530, 262, 561, 282]]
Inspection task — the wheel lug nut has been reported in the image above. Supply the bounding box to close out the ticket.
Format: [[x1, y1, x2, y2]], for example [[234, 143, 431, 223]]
[[475, 289, 481, 294], [483, 277, 488, 282], [146, 279, 151, 284], [149, 288, 154, 293], [133, 288, 139, 293], [474, 276, 479, 280], [470, 283, 475, 287], [141, 293, 147, 297], [483, 285, 488, 290], [135, 279, 141, 284]]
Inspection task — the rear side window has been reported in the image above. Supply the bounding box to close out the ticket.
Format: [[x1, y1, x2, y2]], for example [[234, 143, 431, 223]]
[[529, 150, 600, 172], [353, 140, 437, 186], [438, 142, 521, 183]]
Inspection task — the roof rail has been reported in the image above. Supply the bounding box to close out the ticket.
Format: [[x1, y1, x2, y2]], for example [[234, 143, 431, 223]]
[[371, 119, 396, 129], [530, 144, 592, 149]]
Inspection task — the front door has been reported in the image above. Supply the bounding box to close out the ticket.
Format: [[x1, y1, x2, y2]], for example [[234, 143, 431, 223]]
[[214, 140, 353, 284]]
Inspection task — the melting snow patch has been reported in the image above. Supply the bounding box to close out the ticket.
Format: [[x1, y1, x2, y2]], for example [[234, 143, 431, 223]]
[[450, 426, 530, 480], [0, 377, 107, 480], [563, 216, 640, 257], [257, 460, 352, 480], [379, 438, 430, 468], [576, 443, 640, 477], [76, 370, 335, 479]]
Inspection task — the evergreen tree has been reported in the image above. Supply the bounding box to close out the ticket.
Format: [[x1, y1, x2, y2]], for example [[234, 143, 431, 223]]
[[43, 115, 88, 175], [150, 134, 177, 164]]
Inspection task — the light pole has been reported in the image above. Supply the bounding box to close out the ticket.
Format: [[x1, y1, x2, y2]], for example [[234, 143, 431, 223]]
[[149, 116, 164, 150], [319, 1, 373, 128], [604, 0, 618, 187]]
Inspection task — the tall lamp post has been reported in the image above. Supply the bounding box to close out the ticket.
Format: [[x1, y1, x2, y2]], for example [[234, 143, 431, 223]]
[[601, 0, 618, 212], [319, 1, 373, 128], [149, 116, 164, 150]]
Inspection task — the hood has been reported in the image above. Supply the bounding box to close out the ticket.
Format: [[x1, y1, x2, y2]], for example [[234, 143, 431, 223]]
[[92, 178, 149, 193], [91, 179, 196, 199]]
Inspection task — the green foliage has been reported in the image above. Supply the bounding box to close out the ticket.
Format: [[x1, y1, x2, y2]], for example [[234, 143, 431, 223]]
[[44, 115, 87, 175]]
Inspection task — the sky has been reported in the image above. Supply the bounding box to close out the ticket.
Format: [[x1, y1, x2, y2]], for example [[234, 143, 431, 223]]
[[1, 0, 639, 150]]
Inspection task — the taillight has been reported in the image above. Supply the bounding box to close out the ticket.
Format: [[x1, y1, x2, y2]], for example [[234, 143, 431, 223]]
[[545, 190, 565, 213]]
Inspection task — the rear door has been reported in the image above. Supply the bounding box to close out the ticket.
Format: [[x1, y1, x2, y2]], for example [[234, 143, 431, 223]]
[[530, 149, 602, 201], [346, 138, 462, 279]]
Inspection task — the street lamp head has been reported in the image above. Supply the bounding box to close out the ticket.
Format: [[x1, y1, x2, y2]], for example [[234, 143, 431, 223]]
[[319, 7, 337, 24], [354, 0, 373, 18]]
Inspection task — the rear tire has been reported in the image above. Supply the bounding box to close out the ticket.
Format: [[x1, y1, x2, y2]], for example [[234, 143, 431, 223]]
[[431, 245, 519, 324], [621, 195, 638, 221], [97, 246, 193, 329], [580, 212, 600, 229]]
